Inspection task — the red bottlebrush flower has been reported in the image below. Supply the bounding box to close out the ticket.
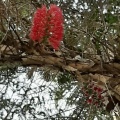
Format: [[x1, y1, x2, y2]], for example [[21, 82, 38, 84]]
[[98, 95, 104, 100], [29, 4, 64, 50], [97, 87, 103, 93], [48, 4, 64, 49], [29, 5, 47, 41], [87, 99, 93, 104], [93, 86, 98, 91]]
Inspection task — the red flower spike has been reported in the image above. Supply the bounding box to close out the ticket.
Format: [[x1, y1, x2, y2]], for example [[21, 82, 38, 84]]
[[29, 4, 64, 50], [87, 99, 93, 104], [98, 95, 104, 100], [93, 86, 98, 91], [97, 87, 103, 93], [30, 6, 47, 41], [48, 4, 64, 50]]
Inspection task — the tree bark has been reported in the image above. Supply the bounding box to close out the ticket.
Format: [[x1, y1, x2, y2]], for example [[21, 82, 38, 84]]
[[1, 43, 120, 101]]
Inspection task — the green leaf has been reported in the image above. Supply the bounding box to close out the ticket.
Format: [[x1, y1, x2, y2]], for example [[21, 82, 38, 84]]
[[105, 13, 118, 24]]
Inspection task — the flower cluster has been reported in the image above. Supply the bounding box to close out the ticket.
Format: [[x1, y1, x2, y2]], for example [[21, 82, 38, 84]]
[[29, 4, 64, 50], [82, 82, 104, 107]]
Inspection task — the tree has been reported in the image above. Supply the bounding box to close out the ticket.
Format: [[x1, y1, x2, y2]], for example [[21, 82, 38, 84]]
[[0, 0, 120, 119]]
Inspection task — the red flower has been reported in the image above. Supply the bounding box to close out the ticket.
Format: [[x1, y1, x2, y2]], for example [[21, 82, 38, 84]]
[[93, 86, 103, 93], [48, 4, 64, 49], [87, 99, 93, 104], [93, 86, 98, 91], [29, 5, 47, 41], [98, 95, 104, 100], [29, 4, 64, 50], [97, 87, 103, 93]]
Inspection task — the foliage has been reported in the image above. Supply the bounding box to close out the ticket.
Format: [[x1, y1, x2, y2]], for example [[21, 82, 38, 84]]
[[0, 0, 120, 120]]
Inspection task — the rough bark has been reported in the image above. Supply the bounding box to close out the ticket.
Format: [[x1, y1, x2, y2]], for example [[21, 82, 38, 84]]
[[1, 43, 120, 101]]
